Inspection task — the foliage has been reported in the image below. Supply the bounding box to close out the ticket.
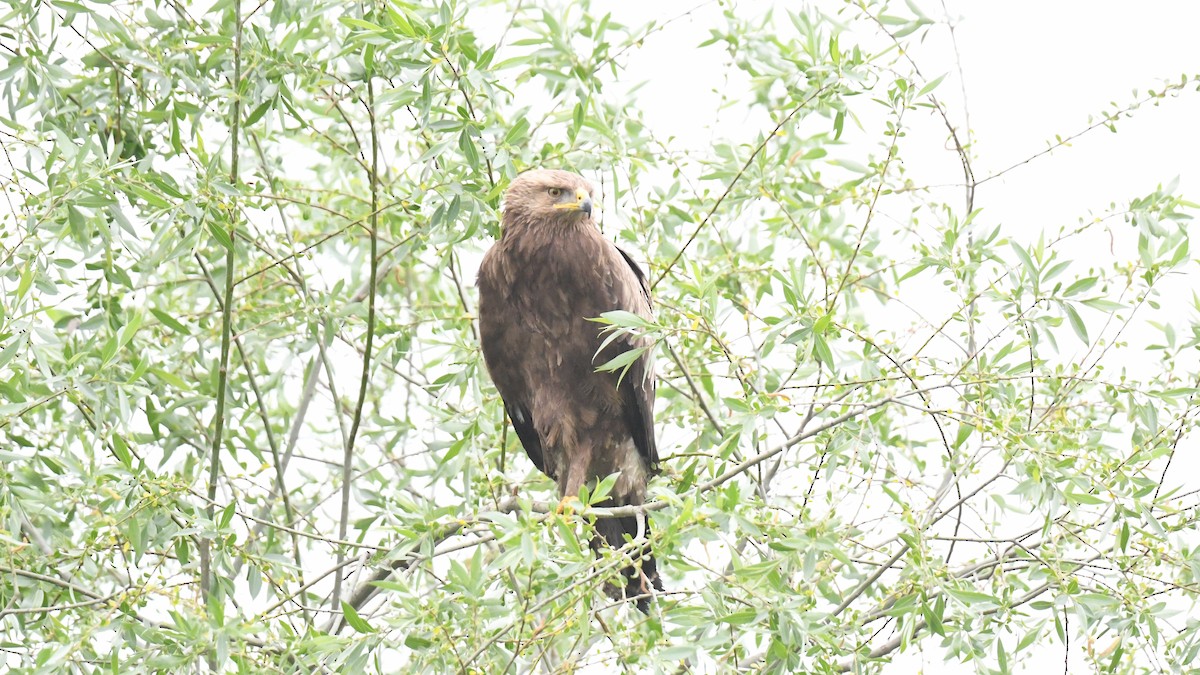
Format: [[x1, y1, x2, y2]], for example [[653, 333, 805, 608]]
[[1, 0, 1198, 672]]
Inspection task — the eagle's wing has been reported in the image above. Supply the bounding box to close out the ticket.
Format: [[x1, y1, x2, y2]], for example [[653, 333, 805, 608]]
[[477, 248, 547, 476], [613, 246, 659, 468], [505, 401, 545, 474]]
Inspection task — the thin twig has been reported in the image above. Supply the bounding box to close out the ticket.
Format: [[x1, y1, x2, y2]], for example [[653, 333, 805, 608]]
[[652, 84, 833, 290]]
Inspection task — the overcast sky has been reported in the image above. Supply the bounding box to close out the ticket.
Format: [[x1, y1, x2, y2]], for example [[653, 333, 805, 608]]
[[616, 0, 1200, 225]]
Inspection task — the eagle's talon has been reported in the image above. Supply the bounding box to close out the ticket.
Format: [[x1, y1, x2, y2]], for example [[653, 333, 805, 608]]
[[555, 496, 582, 521]]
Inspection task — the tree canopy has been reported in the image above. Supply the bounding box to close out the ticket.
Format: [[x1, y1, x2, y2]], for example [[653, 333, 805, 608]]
[[1, 0, 1198, 672]]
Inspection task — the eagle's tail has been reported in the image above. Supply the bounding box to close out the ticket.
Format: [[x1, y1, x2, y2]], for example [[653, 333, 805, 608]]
[[592, 512, 662, 613]]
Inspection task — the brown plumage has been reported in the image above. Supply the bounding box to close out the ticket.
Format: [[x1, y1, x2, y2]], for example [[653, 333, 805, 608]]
[[477, 169, 661, 611]]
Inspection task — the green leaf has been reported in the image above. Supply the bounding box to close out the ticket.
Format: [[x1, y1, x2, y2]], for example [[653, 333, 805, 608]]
[[404, 634, 432, 649], [1064, 303, 1088, 344], [923, 595, 946, 636], [1158, 387, 1200, 398], [504, 117, 530, 146], [588, 472, 619, 505], [916, 73, 946, 98], [1066, 491, 1105, 505], [1081, 297, 1126, 312], [1010, 241, 1038, 278], [339, 16, 382, 31], [146, 173, 185, 199], [812, 333, 834, 371], [118, 311, 144, 349], [594, 346, 647, 387], [590, 310, 654, 329], [111, 435, 132, 468], [1063, 276, 1097, 297], [571, 100, 585, 139], [127, 184, 170, 209], [190, 35, 232, 46], [953, 423, 973, 449], [207, 221, 234, 250], [244, 96, 274, 126], [219, 502, 236, 529], [459, 130, 479, 170], [68, 205, 87, 237], [16, 263, 34, 300], [898, 260, 931, 281], [720, 609, 759, 625], [829, 158, 870, 174], [100, 335, 119, 366], [340, 601, 376, 633], [150, 308, 190, 335]]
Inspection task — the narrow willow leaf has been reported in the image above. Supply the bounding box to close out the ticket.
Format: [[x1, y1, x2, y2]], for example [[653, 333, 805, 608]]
[[341, 601, 376, 633], [1065, 303, 1088, 344]]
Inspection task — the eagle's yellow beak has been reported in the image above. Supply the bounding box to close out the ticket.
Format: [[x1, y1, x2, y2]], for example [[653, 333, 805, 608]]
[[555, 187, 593, 216]]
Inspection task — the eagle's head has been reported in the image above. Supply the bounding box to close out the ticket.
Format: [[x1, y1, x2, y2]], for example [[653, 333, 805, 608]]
[[502, 169, 596, 227]]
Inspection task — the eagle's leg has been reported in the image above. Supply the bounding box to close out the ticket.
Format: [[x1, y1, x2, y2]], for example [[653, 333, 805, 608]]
[[555, 451, 591, 521]]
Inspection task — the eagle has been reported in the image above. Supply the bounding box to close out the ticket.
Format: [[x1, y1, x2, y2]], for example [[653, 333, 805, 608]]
[[477, 169, 661, 610]]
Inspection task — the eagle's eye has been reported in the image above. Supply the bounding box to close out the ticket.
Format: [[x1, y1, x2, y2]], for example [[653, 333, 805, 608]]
[[547, 187, 563, 198]]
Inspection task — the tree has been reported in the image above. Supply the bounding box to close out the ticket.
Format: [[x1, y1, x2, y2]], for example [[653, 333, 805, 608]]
[[1, 0, 1197, 672]]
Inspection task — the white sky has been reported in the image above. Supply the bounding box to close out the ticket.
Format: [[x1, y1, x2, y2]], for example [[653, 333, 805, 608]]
[[621, 0, 1200, 221]]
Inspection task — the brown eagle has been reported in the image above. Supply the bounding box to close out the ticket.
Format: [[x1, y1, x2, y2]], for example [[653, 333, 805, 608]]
[[477, 169, 661, 610]]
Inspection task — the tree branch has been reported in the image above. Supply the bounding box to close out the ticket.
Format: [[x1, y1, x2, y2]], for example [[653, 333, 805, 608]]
[[330, 69, 381, 616], [201, 0, 244, 609]]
